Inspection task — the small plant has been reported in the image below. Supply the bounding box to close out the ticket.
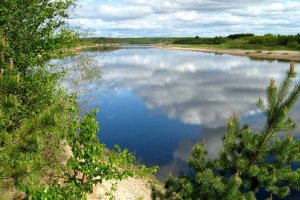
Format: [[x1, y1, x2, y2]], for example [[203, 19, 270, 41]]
[[105, 182, 118, 200]]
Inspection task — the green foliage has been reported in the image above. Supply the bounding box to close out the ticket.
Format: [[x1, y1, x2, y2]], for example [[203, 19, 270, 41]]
[[0, 1, 75, 186], [169, 34, 300, 50], [248, 34, 300, 48], [0, 64, 72, 188], [79, 37, 176, 45], [80, 34, 300, 50], [65, 110, 136, 195], [0, 0, 157, 199], [227, 34, 255, 40], [155, 63, 300, 199], [22, 111, 157, 199], [0, 0, 77, 74], [173, 36, 227, 45]]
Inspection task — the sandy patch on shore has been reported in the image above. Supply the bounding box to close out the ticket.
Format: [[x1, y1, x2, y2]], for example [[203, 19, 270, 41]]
[[87, 178, 154, 200], [62, 145, 156, 200], [157, 45, 300, 61]]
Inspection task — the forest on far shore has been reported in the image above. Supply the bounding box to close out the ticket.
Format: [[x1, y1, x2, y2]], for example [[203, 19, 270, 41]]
[[80, 33, 300, 50]]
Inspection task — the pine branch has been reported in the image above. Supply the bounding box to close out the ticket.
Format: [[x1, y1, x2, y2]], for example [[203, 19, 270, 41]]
[[257, 98, 267, 113], [276, 76, 290, 105], [266, 78, 277, 119], [282, 83, 300, 111]]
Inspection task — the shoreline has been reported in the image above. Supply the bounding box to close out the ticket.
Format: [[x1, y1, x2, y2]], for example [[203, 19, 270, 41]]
[[70, 44, 121, 54], [73, 43, 300, 62], [155, 45, 300, 62], [62, 145, 160, 200]]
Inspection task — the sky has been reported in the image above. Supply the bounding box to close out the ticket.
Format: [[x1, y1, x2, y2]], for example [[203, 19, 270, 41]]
[[69, 0, 300, 37]]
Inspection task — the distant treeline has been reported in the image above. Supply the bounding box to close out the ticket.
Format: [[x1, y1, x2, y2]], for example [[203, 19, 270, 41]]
[[173, 33, 300, 49], [173, 36, 226, 45], [79, 37, 176, 45], [79, 33, 300, 50]]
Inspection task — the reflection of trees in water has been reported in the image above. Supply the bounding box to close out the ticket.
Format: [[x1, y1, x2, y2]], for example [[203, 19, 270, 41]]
[[64, 52, 103, 94], [157, 126, 225, 179], [56, 51, 123, 113], [157, 139, 196, 180]]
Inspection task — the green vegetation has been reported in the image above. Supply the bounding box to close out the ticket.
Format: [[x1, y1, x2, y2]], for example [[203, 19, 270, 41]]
[[173, 36, 226, 45], [1, 1, 300, 199], [79, 37, 176, 45], [81, 34, 300, 51], [0, 1, 156, 199], [153, 62, 300, 199], [227, 34, 255, 40], [172, 34, 300, 50]]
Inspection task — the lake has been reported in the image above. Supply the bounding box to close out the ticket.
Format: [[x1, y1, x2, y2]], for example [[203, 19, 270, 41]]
[[59, 46, 300, 180]]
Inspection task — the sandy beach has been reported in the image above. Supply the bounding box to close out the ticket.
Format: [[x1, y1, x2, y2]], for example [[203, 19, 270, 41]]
[[156, 45, 300, 62], [74, 44, 300, 61]]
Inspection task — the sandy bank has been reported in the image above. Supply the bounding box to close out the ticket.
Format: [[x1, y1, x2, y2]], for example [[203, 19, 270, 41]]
[[62, 145, 158, 200], [87, 178, 155, 200], [156, 45, 300, 61]]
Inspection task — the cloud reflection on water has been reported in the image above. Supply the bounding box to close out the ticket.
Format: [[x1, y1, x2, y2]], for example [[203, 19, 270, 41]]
[[101, 48, 298, 128], [60, 47, 300, 179], [95, 48, 300, 178]]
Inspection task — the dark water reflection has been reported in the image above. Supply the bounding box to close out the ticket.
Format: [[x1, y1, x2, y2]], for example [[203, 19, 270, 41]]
[[63, 47, 300, 181]]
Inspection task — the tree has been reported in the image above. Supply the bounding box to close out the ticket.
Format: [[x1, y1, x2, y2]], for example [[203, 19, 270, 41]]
[[0, 1, 157, 199], [227, 33, 255, 40], [153, 62, 300, 200], [0, 1, 78, 194], [0, 0, 77, 74]]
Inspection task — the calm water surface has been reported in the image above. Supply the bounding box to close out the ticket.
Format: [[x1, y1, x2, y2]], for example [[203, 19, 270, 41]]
[[63, 46, 300, 180]]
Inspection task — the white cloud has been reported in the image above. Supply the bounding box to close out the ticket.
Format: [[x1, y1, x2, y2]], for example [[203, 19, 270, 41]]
[[71, 0, 300, 37], [98, 4, 152, 21]]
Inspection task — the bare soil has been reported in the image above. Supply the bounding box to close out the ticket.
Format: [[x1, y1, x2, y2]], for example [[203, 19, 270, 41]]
[[87, 178, 154, 200]]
